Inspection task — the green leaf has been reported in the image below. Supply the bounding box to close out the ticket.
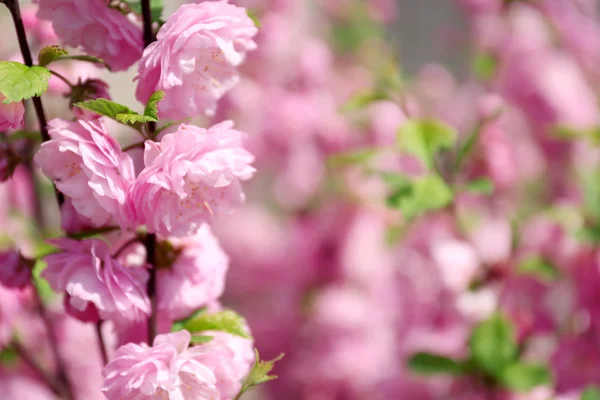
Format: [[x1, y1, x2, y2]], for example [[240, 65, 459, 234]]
[[0, 62, 51, 103], [387, 174, 454, 220], [465, 179, 495, 195], [38, 46, 68, 67], [189, 335, 214, 345], [74, 99, 156, 124], [33, 259, 55, 303], [247, 9, 261, 28], [0, 347, 17, 366], [407, 352, 467, 376], [583, 172, 600, 221], [517, 256, 560, 282], [500, 362, 552, 392], [327, 148, 378, 168], [143, 91, 165, 120], [469, 313, 518, 376], [173, 310, 251, 339], [473, 52, 498, 81], [125, 0, 163, 21], [235, 350, 284, 400], [397, 119, 457, 170], [582, 386, 600, 400], [341, 91, 390, 112]]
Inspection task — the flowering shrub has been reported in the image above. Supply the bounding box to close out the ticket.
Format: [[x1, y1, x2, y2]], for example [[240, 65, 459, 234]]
[[2, 0, 600, 399]]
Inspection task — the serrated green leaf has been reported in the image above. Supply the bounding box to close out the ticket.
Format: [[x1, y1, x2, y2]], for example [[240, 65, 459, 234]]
[[235, 349, 284, 400], [0, 62, 51, 103], [582, 386, 600, 400], [397, 119, 457, 170], [517, 256, 560, 282], [500, 362, 552, 392], [174, 310, 251, 339], [75, 98, 135, 118], [465, 179, 495, 195], [341, 91, 390, 112], [125, 0, 163, 21], [38, 46, 68, 67], [407, 352, 467, 376], [190, 335, 213, 344], [144, 91, 165, 120], [115, 113, 157, 124], [387, 174, 453, 220], [469, 313, 518, 377]]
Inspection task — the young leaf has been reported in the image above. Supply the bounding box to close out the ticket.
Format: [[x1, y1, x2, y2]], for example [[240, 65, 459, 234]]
[[340, 91, 390, 112], [235, 350, 284, 400], [397, 119, 457, 170], [327, 148, 378, 168], [144, 91, 165, 121], [174, 310, 251, 339], [189, 335, 213, 345], [125, 0, 163, 21], [0, 62, 51, 102], [500, 362, 552, 392], [115, 113, 157, 124], [465, 178, 495, 195], [38, 45, 68, 67], [407, 352, 467, 376], [517, 256, 560, 282], [388, 174, 453, 220], [469, 313, 518, 376], [582, 386, 600, 400], [247, 9, 261, 28], [75, 99, 156, 124], [473, 52, 498, 81]]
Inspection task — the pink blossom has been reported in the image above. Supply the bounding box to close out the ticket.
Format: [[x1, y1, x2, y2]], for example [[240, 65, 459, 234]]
[[157, 225, 230, 320], [0, 94, 25, 132], [34, 0, 143, 71], [0, 250, 30, 289], [34, 118, 136, 227], [21, 4, 57, 46], [431, 239, 480, 293], [130, 121, 255, 237], [42, 238, 150, 322], [135, 2, 258, 119], [203, 331, 255, 383], [102, 330, 242, 399]]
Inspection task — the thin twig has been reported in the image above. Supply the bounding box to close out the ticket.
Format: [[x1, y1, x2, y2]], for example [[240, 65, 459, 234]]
[[49, 70, 74, 88], [96, 321, 109, 366], [122, 141, 145, 152], [112, 236, 141, 258]]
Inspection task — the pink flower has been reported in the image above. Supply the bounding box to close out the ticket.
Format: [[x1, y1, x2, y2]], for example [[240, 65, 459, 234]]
[[157, 225, 230, 320], [34, 118, 136, 227], [202, 331, 254, 382], [0, 250, 30, 289], [70, 79, 111, 120], [42, 238, 150, 322], [135, 2, 258, 119], [102, 330, 242, 399], [0, 94, 25, 132], [130, 121, 255, 237], [34, 0, 143, 71]]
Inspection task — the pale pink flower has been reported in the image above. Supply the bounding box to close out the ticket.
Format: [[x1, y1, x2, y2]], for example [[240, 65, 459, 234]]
[[0, 250, 30, 289], [42, 238, 150, 322], [130, 121, 255, 237], [34, 118, 136, 227], [34, 0, 143, 71], [135, 2, 258, 119], [157, 225, 230, 320], [21, 4, 57, 46], [102, 330, 242, 399], [0, 94, 25, 132], [202, 331, 254, 382]]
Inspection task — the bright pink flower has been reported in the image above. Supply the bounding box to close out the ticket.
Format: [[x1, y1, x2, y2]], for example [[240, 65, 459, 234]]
[[157, 225, 230, 320], [34, 0, 143, 71], [130, 121, 255, 237], [42, 238, 150, 322], [102, 330, 242, 399], [34, 118, 136, 227], [135, 2, 258, 119], [0, 94, 25, 132], [0, 250, 30, 289]]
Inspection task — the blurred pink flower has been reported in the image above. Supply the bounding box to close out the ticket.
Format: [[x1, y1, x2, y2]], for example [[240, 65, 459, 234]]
[[135, 1, 258, 119], [102, 330, 242, 399], [42, 238, 150, 322], [21, 4, 57, 46], [0, 94, 24, 132], [157, 225, 230, 320], [0, 250, 30, 289], [34, 0, 143, 71], [130, 121, 255, 237], [34, 118, 136, 227]]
